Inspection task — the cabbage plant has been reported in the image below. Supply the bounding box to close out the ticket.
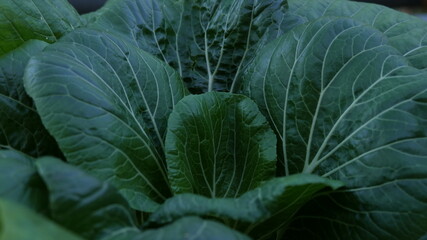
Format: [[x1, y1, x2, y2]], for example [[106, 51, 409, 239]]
[[1, 0, 426, 239]]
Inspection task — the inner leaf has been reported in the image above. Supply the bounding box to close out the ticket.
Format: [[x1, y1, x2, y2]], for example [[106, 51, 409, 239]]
[[165, 92, 276, 198], [89, 0, 289, 93]]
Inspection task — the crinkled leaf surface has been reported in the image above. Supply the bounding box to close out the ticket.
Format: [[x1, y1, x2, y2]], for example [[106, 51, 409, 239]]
[[0, 40, 62, 157], [0, 0, 81, 56], [0, 199, 83, 240], [0, 150, 48, 214], [282, 0, 427, 69], [104, 217, 251, 240], [36, 157, 136, 240], [166, 92, 276, 197], [242, 17, 427, 239], [146, 174, 343, 240], [24, 29, 188, 212], [89, 0, 288, 93]]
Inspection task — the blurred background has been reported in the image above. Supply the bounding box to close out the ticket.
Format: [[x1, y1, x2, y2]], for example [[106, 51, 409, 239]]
[[67, 0, 427, 19], [68, 0, 106, 14]]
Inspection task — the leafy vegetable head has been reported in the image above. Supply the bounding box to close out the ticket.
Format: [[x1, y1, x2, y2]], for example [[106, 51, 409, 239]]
[[1, 0, 427, 239]]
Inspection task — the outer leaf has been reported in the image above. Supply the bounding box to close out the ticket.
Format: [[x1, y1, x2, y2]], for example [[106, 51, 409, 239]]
[[0, 40, 62, 157], [89, 0, 288, 93], [282, 0, 427, 69], [141, 217, 252, 240], [0, 199, 83, 240], [24, 29, 188, 211], [101, 228, 144, 240], [146, 174, 343, 240], [0, 150, 48, 213], [0, 0, 81, 56], [166, 92, 276, 197], [104, 217, 252, 240], [36, 157, 136, 240], [242, 17, 427, 239]]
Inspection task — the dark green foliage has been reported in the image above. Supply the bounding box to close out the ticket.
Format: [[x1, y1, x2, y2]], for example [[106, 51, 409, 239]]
[[1, 0, 426, 239]]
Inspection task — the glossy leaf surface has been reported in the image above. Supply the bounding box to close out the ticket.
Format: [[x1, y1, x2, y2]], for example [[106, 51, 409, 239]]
[[36, 157, 136, 240], [0, 0, 81, 55], [242, 17, 427, 239], [24, 29, 188, 211], [147, 174, 343, 240], [166, 92, 276, 197]]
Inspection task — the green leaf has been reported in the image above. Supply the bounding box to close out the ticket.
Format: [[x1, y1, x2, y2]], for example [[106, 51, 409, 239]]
[[102, 228, 149, 240], [166, 92, 276, 197], [0, 0, 81, 56], [81, 11, 103, 27], [0, 150, 48, 214], [242, 17, 427, 239], [101, 228, 144, 240], [0, 199, 83, 240], [89, 0, 288, 93], [36, 157, 137, 240], [146, 174, 342, 240], [104, 217, 252, 240], [282, 0, 427, 69], [142, 217, 252, 240], [24, 29, 188, 211], [0, 40, 62, 157]]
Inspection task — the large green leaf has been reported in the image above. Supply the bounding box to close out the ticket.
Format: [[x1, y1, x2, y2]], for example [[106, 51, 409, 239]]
[[0, 199, 83, 240], [104, 217, 251, 240], [0, 0, 81, 56], [0, 40, 62, 157], [89, 0, 288, 93], [146, 174, 342, 240], [166, 92, 276, 197], [24, 29, 188, 211], [282, 0, 427, 69], [242, 17, 427, 239], [0, 150, 48, 214], [36, 157, 137, 240]]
